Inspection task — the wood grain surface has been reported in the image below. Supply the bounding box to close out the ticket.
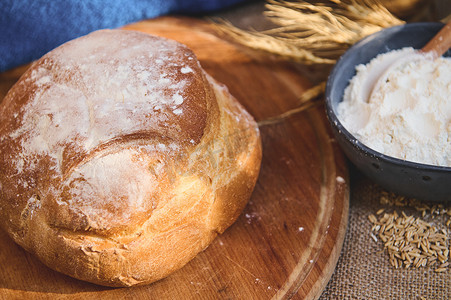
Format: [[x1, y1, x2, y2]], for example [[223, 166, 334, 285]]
[[0, 17, 349, 300]]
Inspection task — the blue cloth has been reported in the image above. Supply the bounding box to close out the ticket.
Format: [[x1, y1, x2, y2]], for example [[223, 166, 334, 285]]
[[0, 0, 249, 72]]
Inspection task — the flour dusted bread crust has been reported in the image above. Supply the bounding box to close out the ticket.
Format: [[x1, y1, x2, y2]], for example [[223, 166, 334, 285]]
[[0, 30, 261, 287]]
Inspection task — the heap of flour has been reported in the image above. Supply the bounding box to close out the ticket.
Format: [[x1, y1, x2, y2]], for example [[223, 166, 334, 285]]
[[338, 47, 451, 167]]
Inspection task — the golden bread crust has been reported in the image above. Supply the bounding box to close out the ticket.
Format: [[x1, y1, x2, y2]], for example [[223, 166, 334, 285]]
[[0, 30, 261, 287]]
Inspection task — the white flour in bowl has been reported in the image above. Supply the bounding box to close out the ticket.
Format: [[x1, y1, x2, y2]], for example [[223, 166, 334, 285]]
[[338, 47, 451, 167]]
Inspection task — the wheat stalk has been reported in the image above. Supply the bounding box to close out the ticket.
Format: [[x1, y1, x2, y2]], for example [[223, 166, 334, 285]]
[[215, 0, 404, 65]]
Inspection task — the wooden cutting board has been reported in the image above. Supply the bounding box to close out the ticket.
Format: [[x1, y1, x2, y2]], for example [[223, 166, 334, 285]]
[[0, 17, 349, 300]]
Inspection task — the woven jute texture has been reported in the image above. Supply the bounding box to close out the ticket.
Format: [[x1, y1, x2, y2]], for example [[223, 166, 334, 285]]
[[319, 169, 450, 300]]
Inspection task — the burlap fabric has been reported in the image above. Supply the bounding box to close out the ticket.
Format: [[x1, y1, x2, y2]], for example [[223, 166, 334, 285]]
[[319, 169, 450, 300]]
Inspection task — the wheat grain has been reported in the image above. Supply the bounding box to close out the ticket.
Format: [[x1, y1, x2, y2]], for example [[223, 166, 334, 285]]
[[368, 206, 449, 272]]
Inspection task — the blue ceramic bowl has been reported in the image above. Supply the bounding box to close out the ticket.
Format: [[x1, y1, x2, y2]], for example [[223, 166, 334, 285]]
[[325, 23, 451, 202]]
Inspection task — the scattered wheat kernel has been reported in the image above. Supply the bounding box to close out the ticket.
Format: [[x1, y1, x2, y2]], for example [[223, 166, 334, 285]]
[[421, 259, 427, 267], [437, 254, 447, 263], [370, 233, 378, 243], [368, 214, 377, 223], [434, 267, 447, 273]]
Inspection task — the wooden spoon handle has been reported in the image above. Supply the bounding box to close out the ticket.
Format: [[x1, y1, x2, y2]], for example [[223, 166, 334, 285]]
[[420, 20, 451, 58]]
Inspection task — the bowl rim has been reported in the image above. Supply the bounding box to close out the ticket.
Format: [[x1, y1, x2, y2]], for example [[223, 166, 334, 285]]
[[325, 22, 451, 173]]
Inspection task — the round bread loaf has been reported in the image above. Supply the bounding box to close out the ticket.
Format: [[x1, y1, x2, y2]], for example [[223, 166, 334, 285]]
[[0, 30, 261, 287]]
